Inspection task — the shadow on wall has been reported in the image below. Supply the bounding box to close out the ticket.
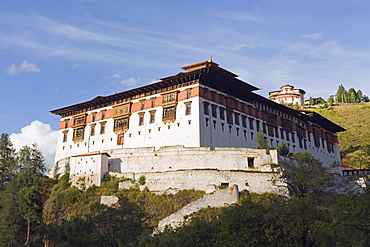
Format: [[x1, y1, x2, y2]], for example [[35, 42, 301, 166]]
[[108, 158, 122, 173]]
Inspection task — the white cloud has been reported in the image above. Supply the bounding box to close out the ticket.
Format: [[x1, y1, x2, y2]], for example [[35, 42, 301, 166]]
[[302, 33, 322, 40], [219, 43, 255, 51], [10, 121, 58, 171], [324, 39, 343, 55], [6, 60, 41, 75], [120, 77, 138, 87], [71, 63, 81, 69], [111, 73, 122, 79]]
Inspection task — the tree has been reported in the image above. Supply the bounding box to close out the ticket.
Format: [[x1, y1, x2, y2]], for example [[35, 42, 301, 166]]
[[308, 97, 314, 105], [291, 102, 300, 110], [357, 89, 364, 102], [278, 152, 336, 198], [255, 129, 268, 150], [348, 88, 358, 103], [363, 95, 370, 102], [277, 141, 290, 157], [316, 97, 326, 104], [0, 133, 17, 189], [327, 95, 335, 106], [335, 84, 347, 103], [0, 144, 46, 246]]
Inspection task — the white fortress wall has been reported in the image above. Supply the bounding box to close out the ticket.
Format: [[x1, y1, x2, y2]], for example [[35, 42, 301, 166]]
[[106, 146, 280, 193], [116, 169, 279, 194], [107, 146, 277, 173]]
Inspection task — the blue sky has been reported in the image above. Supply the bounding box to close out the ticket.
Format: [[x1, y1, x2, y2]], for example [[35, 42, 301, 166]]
[[1, 0, 370, 168]]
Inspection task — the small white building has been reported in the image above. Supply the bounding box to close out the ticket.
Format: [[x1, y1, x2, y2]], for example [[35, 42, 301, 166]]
[[269, 84, 306, 106]]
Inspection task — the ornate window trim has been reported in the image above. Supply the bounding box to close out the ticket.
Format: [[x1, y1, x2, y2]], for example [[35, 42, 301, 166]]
[[162, 104, 177, 123], [113, 116, 130, 133]]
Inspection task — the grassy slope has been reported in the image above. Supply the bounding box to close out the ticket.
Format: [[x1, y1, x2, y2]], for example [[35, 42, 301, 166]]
[[303, 104, 370, 165]]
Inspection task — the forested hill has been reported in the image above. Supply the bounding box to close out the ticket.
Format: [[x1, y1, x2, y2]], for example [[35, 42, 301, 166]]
[[305, 103, 370, 169]]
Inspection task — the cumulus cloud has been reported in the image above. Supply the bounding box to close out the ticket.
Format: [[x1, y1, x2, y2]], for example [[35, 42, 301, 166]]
[[219, 43, 255, 50], [325, 39, 342, 55], [10, 121, 58, 171], [302, 33, 322, 40], [6, 60, 41, 75], [120, 77, 137, 87]]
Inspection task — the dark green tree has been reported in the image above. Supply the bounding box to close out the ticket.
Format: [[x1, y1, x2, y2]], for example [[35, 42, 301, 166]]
[[348, 88, 358, 103], [327, 95, 335, 106], [316, 97, 326, 104], [277, 141, 290, 157], [0, 144, 46, 246], [357, 89, 364, 102], [308, 97, 314, 105], [0, 133, 18, 189], [278, 152, 336, 198], [363, 95, 370, 102], [255, 129, 268, 150], [335, 84, 348, 103]]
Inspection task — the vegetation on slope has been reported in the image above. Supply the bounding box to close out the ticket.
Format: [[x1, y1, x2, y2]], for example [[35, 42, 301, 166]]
[[303, 104, 370, 169]]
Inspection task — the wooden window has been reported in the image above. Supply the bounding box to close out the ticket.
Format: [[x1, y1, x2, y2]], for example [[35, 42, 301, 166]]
[[140, 100, 145, 110], [90, 124, 96, 136], [211, 91, 217, 101], [72, 115, 86, 127], [162, 105, 176, 122], [185, 102, 191, 115], [219, 108, 225, 120], [117, 133, 124, 145], [150, 98, 156, 108], [62, 130, 68, 142], [242, 116, 247, 128], [162, 92, 178, 104], [282, 119, 293, 131], [234, 113, 240, 125], [91, 113, 96, 122], [149, 111, 156, 123], [113, 104, 131, 117], [226, 110, 233, 124], [186, 89, 192, 99], [226, 97, 235, 109], [64, 119, 69, 128], [203, 102, 209, 115], [267, 114, 277, 125], [139, 113, 145, 126], [100, 122, 106, 134], [268, 125, 275, 137], [219, 95, 224, 105], [73, 127, 85, 142], [101, 110, 106, 120], [249, 118, 254, 130], [203, 88, 208, 98], [211, 105, 217, 118], [114, 116, 130, 132]]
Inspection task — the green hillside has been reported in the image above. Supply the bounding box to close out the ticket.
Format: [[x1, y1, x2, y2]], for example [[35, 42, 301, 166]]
[[303, 103, 370, 169]]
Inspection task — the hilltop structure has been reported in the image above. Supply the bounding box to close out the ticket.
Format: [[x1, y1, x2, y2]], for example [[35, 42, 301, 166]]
[[269, 84, 306, 106], [49, 59, 344, 193]]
